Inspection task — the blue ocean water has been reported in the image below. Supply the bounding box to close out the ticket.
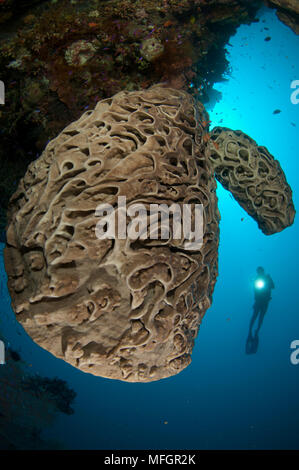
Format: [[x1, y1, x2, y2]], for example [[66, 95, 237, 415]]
[[0, 6, 298, 450]]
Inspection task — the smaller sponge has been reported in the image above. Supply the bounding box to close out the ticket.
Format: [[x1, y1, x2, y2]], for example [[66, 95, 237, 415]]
[[209, 127, 295, 235]]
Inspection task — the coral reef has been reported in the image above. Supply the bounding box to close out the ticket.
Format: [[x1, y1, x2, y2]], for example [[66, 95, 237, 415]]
[[4, 85, 220, 382], [0, 347, 74, 449], [21, 375, 76, 415], [0, 0, 263, 230], [0, 0, 44, 24], [209, 127, 295, 235]]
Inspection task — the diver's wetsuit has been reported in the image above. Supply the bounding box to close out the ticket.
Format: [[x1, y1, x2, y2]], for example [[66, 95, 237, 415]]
[[250, 274, 275, 336], [246, 271, 275, 354]]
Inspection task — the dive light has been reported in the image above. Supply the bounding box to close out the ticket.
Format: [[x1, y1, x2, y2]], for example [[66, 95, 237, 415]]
[[255, 278, 265, 289]]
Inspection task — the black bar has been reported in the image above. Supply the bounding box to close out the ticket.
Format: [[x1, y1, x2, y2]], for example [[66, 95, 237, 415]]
[[1, 450, 299, 466]]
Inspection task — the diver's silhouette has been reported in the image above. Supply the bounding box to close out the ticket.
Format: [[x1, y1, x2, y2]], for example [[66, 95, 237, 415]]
[[246, 266, 274, 354]]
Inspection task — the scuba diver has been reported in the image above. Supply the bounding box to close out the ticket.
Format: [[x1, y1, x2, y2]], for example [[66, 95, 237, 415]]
[[246, 266, 275, 354]]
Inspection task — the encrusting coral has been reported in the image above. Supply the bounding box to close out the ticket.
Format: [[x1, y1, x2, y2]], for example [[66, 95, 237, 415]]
[[4, 85, 295, 382]]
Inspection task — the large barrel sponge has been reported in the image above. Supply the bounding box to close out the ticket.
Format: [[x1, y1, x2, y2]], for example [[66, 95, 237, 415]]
[[209, 127, 295, 235], [4, 86, 220, 382]]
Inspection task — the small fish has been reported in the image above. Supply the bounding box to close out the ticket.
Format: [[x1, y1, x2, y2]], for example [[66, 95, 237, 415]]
[[164, 20, 173, 27], [273, 109, 281, 114], [264, 36, 271, 41], [241, 217, 244, 221], [88, 22, 98, 28]]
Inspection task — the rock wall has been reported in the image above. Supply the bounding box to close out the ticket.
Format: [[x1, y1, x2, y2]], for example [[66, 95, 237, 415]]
[[266, 0, 299, 33]]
